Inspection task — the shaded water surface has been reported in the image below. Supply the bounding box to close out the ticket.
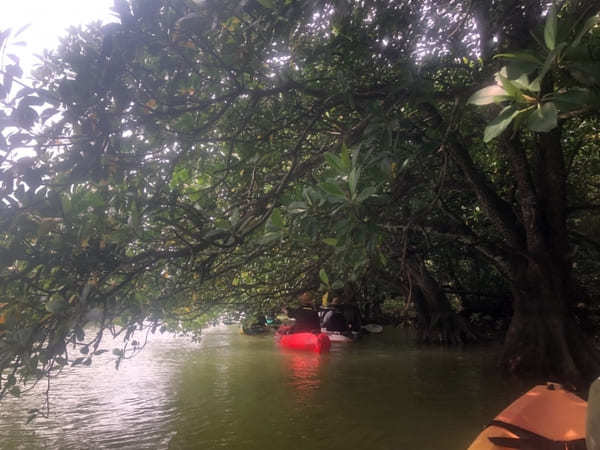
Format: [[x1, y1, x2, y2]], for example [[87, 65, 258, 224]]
[[0, 325, 524, 449]]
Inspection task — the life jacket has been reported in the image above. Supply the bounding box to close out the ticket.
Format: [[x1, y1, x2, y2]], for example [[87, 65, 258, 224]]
[[290, 306, 320, 332], [323, 309, 349, 332]]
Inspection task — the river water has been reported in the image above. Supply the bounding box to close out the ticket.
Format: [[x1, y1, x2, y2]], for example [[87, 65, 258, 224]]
[[0, 325, 526, 449]]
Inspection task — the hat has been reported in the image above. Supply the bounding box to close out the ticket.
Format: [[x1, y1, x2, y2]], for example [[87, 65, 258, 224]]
[[299, 292, 313, 305]]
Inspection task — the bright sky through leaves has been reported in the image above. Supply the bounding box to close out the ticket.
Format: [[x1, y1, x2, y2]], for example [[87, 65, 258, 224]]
[[0, 0, 114, 75]]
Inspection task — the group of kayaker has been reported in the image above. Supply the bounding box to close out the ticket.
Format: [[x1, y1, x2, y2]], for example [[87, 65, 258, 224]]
[[284, 291, 362, 336]]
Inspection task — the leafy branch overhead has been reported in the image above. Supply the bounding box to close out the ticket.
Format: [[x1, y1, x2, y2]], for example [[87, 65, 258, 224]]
[[468, 6, 600, 142], [1, 0, 600, 406]]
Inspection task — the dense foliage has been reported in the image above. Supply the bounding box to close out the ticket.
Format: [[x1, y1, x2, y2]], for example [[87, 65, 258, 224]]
[[1, 0, 600, 407]]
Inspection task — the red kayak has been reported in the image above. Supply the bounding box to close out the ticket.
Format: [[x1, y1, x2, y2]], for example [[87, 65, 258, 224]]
[[276, 326, 331, 353]]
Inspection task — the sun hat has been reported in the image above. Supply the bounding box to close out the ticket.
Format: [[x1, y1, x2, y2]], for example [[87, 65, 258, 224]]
[[299, 292, 313, 305]]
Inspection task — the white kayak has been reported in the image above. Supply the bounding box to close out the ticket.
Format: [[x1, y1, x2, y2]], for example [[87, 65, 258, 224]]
[[363, 323, 383, 333], [321, 329, 357, 342]]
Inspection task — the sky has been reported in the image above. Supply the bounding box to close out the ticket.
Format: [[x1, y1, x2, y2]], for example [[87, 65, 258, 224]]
[[0, 0, 116, 162], [1, 0, 115, 75]]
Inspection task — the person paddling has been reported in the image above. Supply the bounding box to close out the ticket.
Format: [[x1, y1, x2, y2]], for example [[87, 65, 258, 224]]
[[341, 296, 362, 332], [287, 292, 320, 333], [322, 297, 350, 333]]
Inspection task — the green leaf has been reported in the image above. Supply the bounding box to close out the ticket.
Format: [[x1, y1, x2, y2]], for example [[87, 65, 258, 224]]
[[526, 102, 558, 132], [510, 106, 532, 132], [495, 70, 526, 101], [572, 15, 600, 47], [495, 52, 543, 66], [269, 208, 284, 229], [261, 231, 282, 244], [502, 66, 539, 93], [257, 0, 275, 8], [350, 145, 360, 167], [348, 167, 360, 196], [513, 75, 538, 93], [61, 195, 72, 215], [505, 60, 540, 80], [320, 181, 346, 200], [532, 44, 566, 88], [356, 186, 377, 203], [545, 4, 558, 50], [45, 296, 67, 314], [324, 152, 345, 172], [170, 166, 190, 187], [341, 145, 352, 170], [204, 228, 229, 240], [398, 157, 412, 174], [528, 77, 541, 93], [553, 88, 591, 110], [323, 238, 338, 246], [467, 85, 510, 105], [319, 268, 329, 286], [483, 105, 521, 143], [568, 62, 600, 86], [287, 201, 308, 214], [230, 208, 240, 227], [331, 280, 344, 290]]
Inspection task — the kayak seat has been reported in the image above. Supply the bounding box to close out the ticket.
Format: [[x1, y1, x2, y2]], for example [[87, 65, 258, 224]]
[[487, 420, 587, 449]]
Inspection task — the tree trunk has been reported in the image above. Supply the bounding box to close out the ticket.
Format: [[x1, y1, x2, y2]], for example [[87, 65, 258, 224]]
[[501, 256, 600, 388], [444, 125, 600, 386], [503, 124, 599, 385], [405, 255, 476, 345]]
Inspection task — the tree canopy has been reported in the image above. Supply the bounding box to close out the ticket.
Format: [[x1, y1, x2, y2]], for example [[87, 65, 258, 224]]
[[1, 0, 600, 405]]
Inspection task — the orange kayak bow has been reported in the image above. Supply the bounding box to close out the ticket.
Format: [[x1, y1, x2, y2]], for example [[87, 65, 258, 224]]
[[468, 383, 587, 450]]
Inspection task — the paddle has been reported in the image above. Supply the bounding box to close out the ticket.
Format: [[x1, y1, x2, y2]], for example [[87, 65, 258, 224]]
[[362, 324, 383, 333]]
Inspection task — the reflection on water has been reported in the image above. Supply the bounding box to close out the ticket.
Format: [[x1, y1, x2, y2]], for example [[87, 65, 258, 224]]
[[0, 327, 198, 450], [1, 325, 523, 450], [282, 350, 323, 400]]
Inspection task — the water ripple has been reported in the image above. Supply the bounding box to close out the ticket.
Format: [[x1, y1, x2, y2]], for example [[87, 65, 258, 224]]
[[1, 326, 517, 450], [0, 328, 200, 449]]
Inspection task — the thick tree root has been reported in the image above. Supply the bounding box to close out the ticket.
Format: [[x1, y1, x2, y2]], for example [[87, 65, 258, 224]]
[[500, 312, 600, 392]]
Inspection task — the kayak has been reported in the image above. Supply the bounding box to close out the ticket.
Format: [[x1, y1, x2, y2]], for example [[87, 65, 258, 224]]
[[240, 324, 269, 335], [363, 323, 383, 333], [321, 329, 357, 343], [467, 383, 587, 450], [276, 326, 331, 353]]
